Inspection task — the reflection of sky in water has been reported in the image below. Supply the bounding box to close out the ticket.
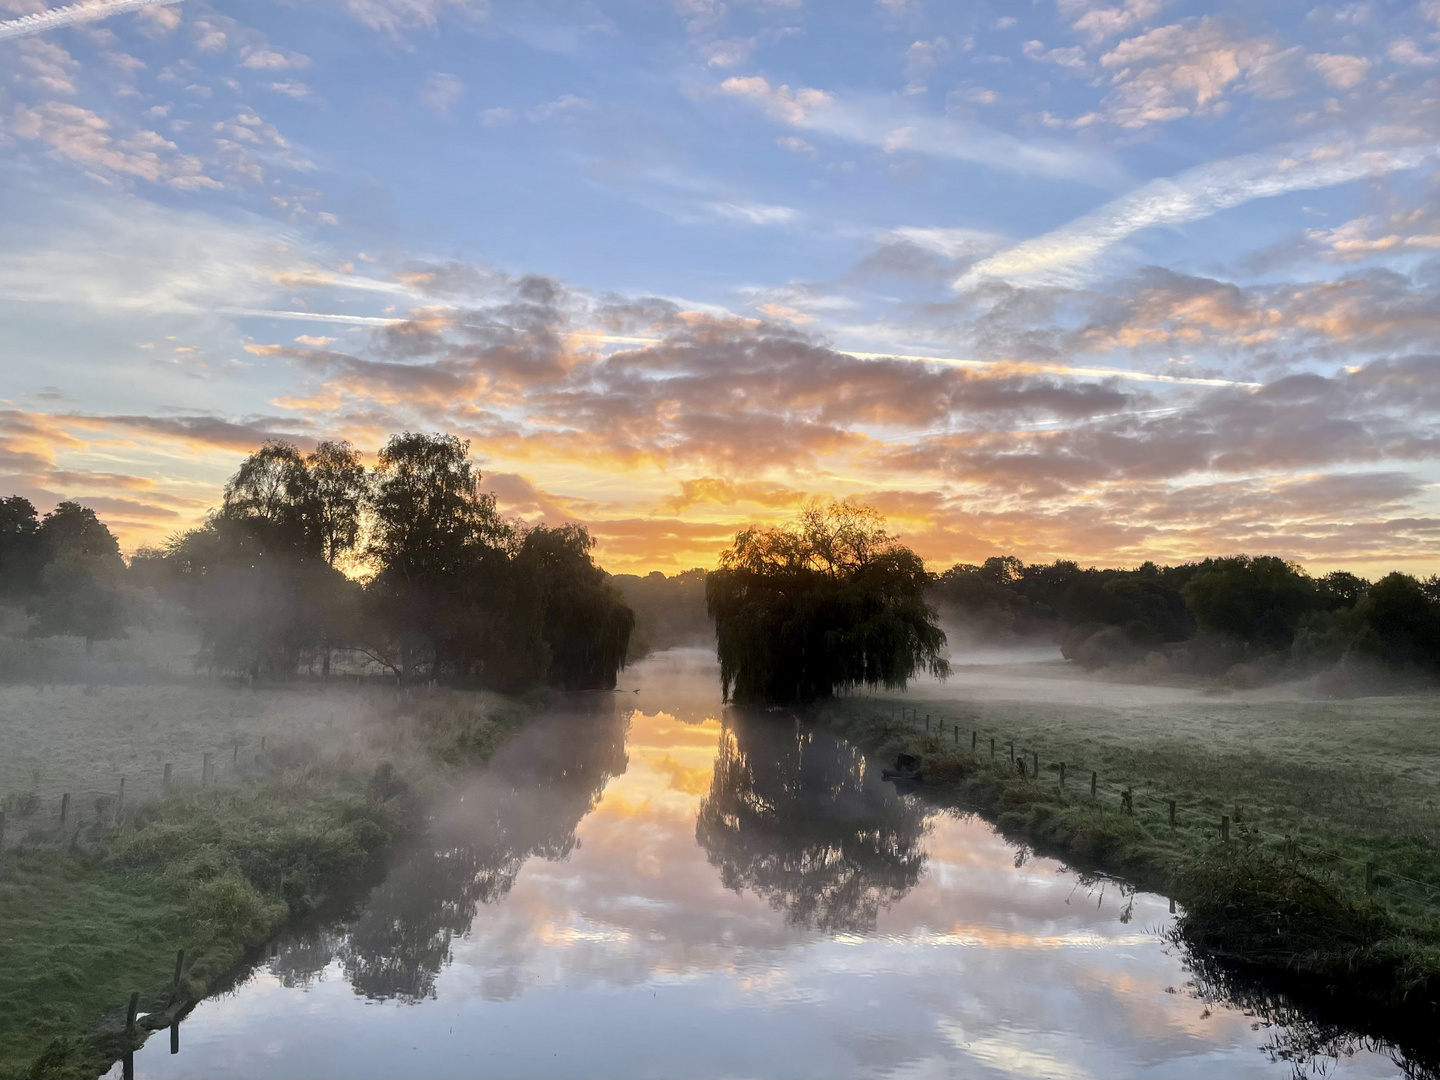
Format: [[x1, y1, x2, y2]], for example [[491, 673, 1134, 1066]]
[[124, 650, 1403, 1079]]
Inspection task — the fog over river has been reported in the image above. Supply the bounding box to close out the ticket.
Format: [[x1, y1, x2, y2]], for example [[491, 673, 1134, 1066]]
[[114, 649, 1402, 1079]]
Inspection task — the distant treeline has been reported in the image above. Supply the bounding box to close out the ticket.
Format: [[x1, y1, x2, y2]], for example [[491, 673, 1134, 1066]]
[[609, 569, 711, 660], [0, 434, 634, 691], [933, 555, 1440, 676]]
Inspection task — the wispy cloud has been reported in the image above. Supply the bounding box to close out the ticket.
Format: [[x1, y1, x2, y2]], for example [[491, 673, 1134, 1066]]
[[718, 75, 1123, 186], [957, 138, 1438, 289]]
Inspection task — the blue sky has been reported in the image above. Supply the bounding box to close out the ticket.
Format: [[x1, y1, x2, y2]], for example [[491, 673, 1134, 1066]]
[[0, 0, 1436, 573]]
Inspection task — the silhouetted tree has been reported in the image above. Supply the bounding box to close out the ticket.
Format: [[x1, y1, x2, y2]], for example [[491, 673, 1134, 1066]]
[[29, 502, 127, 650], [517, 523, 634, 690], [0, 496, 44, 599], [307, 439, 367, 566], [1182, 555, 1317, 650], [365, 432, 526, 685], [706, 502, 948, 704]]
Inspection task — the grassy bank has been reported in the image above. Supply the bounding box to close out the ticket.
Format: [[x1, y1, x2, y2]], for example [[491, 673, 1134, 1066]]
[[815, 680, 1440, 1053], [0, 687, 540, 1079]]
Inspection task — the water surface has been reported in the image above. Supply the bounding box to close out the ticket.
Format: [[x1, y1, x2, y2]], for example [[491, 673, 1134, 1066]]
[[121, 649, 1404, 1079]]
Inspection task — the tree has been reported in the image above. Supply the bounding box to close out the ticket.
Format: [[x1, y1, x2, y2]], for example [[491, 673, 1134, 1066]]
[[518, 524, 634, 690], [30, 502, 127, 650], [0, 496, 44, 598], [1182, 555, 1318, 649], [307, 440, 367, 566], [706, 502, 948, 704], [1359, 573, 1440, 672], [365, 433, 520, 684]]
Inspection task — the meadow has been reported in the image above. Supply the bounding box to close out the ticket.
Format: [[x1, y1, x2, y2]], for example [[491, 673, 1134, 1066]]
[[0, 677, 538, 1079]]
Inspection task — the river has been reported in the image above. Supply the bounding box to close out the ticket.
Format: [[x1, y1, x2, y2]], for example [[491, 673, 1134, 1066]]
[[116, 648, 1405, 1078]]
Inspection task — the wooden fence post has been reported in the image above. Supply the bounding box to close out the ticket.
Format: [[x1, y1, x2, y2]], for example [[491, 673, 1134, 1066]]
[[1090, 772, 1097, 798], [202, 753, 213, 786], [972, 731, 977, 751], [1365, 862, 1375, 893], [1169, 800, 1176, 828], [990, 737, 995, 758], [163, 763, 172, 793], [117, 776, 125, 817], [60, 792, 69, 824], [1221, 815, 1229, 842], [125, 990, 139, 1041], [1032, 752, 1039, 779], [1059, 762, 1066, 786], [1008, 742, 1014, 762]]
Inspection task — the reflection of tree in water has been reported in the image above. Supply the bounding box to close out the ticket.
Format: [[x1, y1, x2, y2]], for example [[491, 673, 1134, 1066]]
[[267, 696, 629, 1001], [695, 712, 928, 933], [1176, 942, 1436, 1080]]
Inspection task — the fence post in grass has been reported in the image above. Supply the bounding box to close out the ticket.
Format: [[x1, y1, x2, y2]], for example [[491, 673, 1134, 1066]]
[[261, 736, 267, 752], [1060, 762, 1066, 786], [117, 776, 125, 820], [953, 725, 959, 746], [60, 792, 69, 824], [1221, 815, 1229, 842], [171, 1015, 179, 1055], [990, 737, 995, 758], [925, 714, 930, 732], [125, 990, 139, 1042], [1169, 897, 1176, 914], [0, 810, 6, 853], [1032, 751, 1039, 779], [1169, 800, 1176, 828], [1008, 742, 1014, 762], [202, 753, 213, 786], [1365, 862, 1375, 894], [232, 739, 238, 764], [972, 731, 977, 751]]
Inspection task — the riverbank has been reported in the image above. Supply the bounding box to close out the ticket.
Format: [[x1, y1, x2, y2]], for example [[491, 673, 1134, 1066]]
[[0, 686, 541, 1079], [814, 678, 1440, 1058]]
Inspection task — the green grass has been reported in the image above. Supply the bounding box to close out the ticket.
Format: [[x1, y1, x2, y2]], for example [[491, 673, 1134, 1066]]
[[815, 684, 1440, 1043], [0, 686, 539, 1079]]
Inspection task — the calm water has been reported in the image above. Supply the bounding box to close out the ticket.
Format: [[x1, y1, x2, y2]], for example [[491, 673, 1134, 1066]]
[[118, 649, 1404, 1079]]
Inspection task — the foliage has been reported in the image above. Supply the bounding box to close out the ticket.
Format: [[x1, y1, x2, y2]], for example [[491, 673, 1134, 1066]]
[[706, 502, 948, 704], [934, 551, 1439, 677], [27, 502, 128, 649], [0, 495, 45, 599], [133, 431, 632, 691], [517, 524, 634, 690]]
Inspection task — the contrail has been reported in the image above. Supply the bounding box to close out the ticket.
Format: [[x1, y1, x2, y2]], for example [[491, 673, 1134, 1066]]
[[0, 0, 182, 41]]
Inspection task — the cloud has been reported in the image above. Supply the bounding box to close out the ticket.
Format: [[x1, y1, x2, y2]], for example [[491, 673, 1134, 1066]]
[[774, 135, 814, 154], [525, 94, 592, 121], [0, 0, 183, 42], [957, 137, 1437, 289], [336, 0, 487, 36], [718, 75, 1121, 184], [4, 101, 222, 190], [1306, 52, 1370, 89], [419, 72, 464, 116], [706, 200, 795, 225]]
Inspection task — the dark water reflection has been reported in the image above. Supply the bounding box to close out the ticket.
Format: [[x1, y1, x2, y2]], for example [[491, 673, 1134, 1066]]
[[119, 649, 1411, 1079], [697, 716, 927, 933]]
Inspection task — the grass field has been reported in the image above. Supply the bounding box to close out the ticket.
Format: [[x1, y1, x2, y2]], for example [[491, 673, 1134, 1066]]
[[815, 657, 1440, 1051], [0, 683, 538, 1079]]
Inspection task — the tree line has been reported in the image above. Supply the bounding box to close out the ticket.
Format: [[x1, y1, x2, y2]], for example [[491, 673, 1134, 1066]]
[[932, 553, 1440, 675], [0, 433, 634, 691]]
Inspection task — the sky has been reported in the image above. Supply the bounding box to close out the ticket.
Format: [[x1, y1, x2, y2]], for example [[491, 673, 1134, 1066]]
[[0, 0, 1436, 576]]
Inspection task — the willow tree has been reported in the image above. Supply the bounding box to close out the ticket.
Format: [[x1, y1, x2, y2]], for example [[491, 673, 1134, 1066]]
[[705, 502, 948, 704]]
